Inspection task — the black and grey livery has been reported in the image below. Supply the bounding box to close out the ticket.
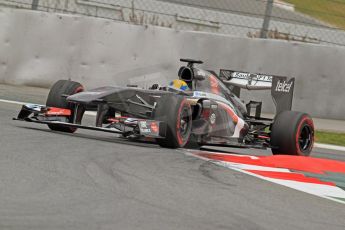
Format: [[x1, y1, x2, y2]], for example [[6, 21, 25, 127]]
[[15, 59, 314, 156]]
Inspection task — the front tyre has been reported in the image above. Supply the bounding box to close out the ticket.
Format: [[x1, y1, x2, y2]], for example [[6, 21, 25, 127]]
[[154, 95, 192, 148], [270, 111, 314, 156], [46, 80, 84, 133]]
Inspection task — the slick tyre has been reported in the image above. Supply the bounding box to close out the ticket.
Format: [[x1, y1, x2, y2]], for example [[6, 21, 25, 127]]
[[46, 80, 84, 133], [154, 95, 192, 148], [270, 111, 314, 156]]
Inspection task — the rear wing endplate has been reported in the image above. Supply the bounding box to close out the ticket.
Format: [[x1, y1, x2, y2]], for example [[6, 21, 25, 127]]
[[219, 69, 295, 114]]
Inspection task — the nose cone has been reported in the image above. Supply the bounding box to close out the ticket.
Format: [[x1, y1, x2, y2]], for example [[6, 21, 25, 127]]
[[67, 86, 119, 103]]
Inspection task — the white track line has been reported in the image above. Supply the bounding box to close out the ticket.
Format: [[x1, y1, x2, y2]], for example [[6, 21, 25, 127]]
[[314, 143, 345, 152], [0, 98, 28, 105], [2, 98, 345, 151]]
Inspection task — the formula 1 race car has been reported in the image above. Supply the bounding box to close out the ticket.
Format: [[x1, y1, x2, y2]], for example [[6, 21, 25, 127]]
[[14, 59, 314, 156]]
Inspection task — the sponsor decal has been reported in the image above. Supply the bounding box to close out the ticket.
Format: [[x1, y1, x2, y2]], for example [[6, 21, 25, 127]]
[[193, 91, 207, 97], [252, 74, 273, 82], [209, 113, 216, 125], [232, 72, 251, 79], [139, 121, 150, 133], [275, 80, 293, 93], [232, 72, 273, 82], [150, 122, 159, 133], [139, 121, 160, 136], [46, 107, 71, 116], [186, 150, 345, 204]]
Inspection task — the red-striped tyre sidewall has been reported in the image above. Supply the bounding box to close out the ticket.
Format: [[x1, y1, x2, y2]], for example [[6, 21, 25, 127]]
[[295, 115, 314, 156]]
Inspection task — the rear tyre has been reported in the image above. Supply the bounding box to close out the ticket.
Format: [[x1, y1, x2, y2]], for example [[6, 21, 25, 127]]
[[154, 95, 192, 148], [46, 80, 84, 133], [270, 111, 314, 156]]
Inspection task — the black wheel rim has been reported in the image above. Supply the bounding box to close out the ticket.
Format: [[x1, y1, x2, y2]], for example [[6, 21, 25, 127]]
[[299, 124, 313, 152], [179, 107, 191, 139]]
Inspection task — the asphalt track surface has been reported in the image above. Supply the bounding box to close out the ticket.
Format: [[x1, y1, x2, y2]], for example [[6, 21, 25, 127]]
[[0, 84, 345, 230]]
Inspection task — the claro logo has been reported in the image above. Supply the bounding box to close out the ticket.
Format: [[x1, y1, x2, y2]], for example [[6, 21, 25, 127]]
[[275, 80, 293, 93]]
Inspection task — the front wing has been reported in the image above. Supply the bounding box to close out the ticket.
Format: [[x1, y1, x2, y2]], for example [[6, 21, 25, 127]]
[[14, 104, 167, 138]]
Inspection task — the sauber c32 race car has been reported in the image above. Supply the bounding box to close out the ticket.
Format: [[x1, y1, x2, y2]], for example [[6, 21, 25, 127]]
[[14, 59, 314, 156]]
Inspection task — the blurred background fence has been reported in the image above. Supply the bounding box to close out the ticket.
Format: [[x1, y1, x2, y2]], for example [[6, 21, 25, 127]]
[[1, 0, 345, 47]]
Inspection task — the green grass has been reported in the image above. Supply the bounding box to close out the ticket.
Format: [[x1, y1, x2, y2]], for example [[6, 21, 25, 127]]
[[315, 131, 345, 146], [284, 0, 345, 29]]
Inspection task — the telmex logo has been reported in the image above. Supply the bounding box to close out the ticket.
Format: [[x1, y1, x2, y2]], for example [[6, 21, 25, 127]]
[[275, 80, 293, 93]]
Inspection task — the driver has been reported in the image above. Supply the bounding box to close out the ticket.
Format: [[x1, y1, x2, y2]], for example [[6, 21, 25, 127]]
[[168, 79, 190, 91]]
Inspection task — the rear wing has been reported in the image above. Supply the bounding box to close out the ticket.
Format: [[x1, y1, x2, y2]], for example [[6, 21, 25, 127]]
[[219, 69, 295, 114]]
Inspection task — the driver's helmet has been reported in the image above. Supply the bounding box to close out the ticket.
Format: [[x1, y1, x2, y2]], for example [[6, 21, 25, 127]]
[[168, 79, 189, 91]]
